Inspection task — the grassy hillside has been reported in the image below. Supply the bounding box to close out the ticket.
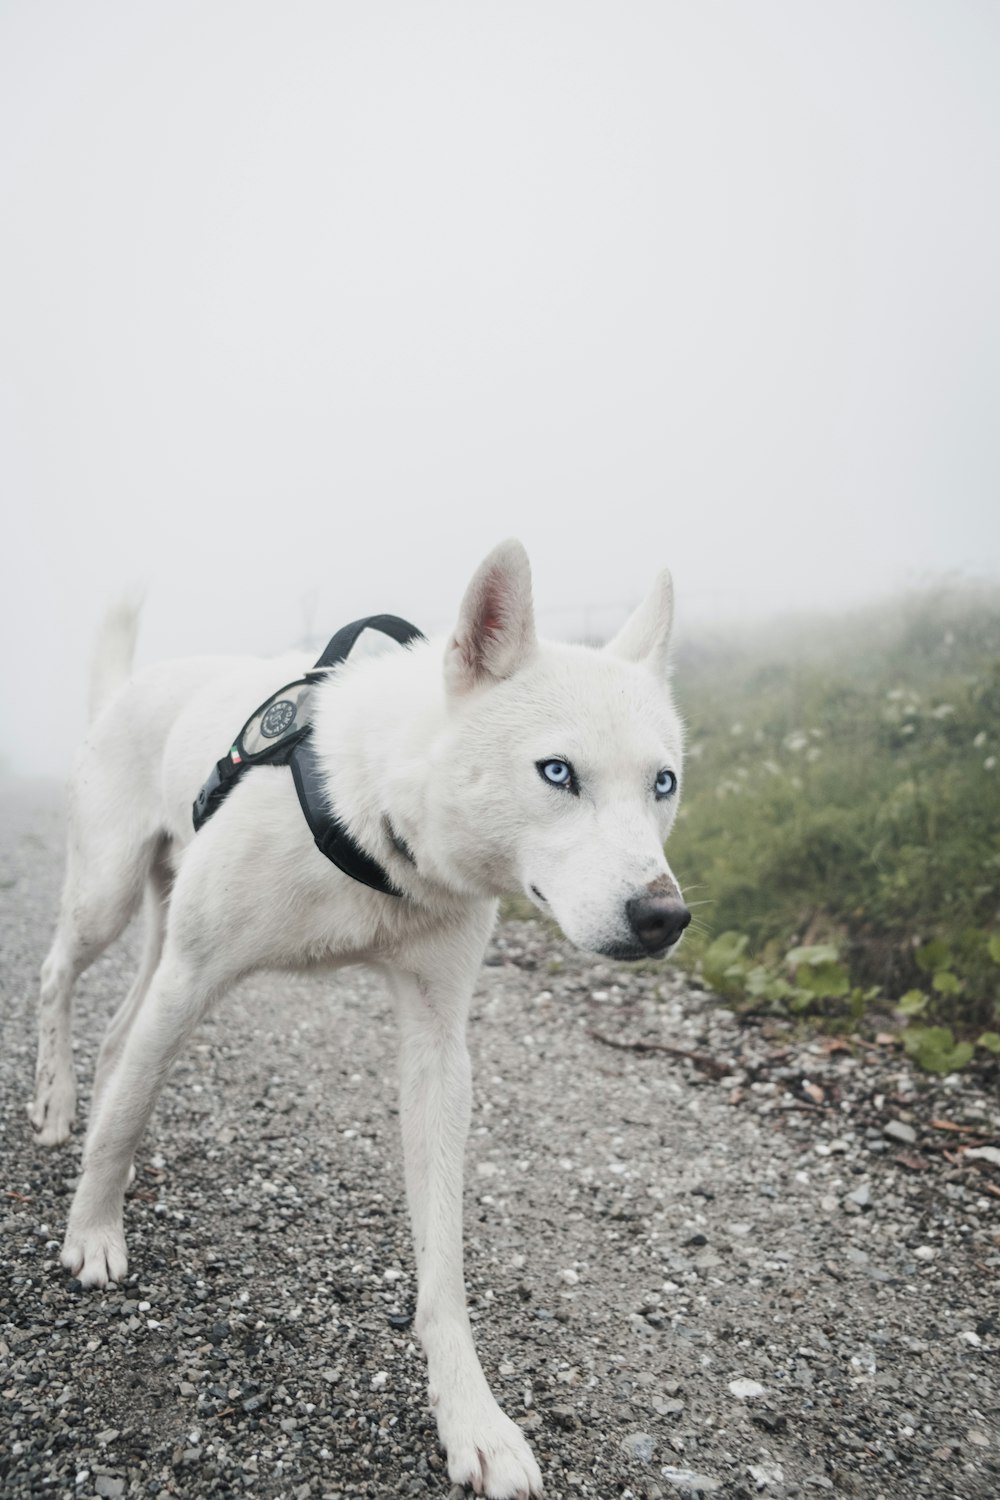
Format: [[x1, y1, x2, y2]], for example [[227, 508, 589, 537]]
[[668, 586, 1000, 1053]]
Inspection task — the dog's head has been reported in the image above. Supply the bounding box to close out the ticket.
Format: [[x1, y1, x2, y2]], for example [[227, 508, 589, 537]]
[[428, 540, 688, 960]]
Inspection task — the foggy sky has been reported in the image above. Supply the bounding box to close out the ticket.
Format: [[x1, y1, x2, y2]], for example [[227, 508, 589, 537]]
[[2, 1, 999, 775]]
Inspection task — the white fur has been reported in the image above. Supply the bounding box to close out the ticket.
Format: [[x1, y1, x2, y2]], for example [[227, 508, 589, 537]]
[[30, 540, 685, 1500]]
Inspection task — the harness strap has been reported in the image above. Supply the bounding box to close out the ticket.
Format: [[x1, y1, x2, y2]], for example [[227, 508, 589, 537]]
[[191, 615, 425, 898]]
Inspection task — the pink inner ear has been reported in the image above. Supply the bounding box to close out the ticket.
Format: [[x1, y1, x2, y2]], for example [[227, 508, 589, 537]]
[[480, 577, 505, 637]]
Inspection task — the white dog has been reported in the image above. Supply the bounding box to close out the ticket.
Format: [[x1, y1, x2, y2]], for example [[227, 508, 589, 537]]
[[30, 540, 688, 1500]]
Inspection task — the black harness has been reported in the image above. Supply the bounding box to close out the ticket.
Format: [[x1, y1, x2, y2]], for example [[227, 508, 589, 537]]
[[192, 615, 425, 897]]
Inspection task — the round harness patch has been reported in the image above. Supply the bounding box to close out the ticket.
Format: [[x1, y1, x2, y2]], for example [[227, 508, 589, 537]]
[[260, 699, 296, 738]]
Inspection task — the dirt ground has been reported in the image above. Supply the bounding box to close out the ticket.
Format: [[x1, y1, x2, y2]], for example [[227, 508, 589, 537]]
[[2, 777, 998, 1500]]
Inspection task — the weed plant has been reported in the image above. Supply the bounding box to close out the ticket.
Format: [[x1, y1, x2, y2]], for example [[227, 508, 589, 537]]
[[667, 586, 1000, 1063]]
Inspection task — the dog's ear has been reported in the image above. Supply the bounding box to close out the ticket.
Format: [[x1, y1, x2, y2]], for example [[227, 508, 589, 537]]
[[604, 569, 674, 675], [445, 539, 536, 694]]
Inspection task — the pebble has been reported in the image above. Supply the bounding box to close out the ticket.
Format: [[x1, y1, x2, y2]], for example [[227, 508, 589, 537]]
[[728, 1378, 766, 1399], [660, 1467, 722, 1495], [965, 1146, 1000, 1167], [621, 1431, 656, 1462], [884, 1120, 917, 1145], [748, 1463, 784, 1492]]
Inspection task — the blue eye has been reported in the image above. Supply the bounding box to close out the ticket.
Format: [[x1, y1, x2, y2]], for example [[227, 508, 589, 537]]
[[538, 758, 576, 792], [655, 769, 677, 799]]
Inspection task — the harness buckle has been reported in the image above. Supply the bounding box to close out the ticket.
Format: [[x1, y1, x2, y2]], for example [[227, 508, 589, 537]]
[[192, 759, 231, 831]]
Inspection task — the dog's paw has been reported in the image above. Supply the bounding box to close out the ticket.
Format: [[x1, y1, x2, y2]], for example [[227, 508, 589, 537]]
[[438, 1396, 543, 1499], [27, 1081, 76, 1146], [60, 1223, 128, 1289]]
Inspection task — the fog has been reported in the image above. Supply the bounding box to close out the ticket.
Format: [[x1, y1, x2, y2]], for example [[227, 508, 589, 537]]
[[2, 2, 998, 775]]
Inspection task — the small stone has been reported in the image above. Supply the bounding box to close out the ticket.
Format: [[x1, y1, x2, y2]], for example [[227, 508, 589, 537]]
[[728, 1378, 766, 1399], [966, 1429, 990, 1447], [748, 1463, 784, 1492], [964, 1146, 1000, 1167], [914, 1245, 935, 1261], [622, 1431, 656, 1462], [960, 1330, 982, 1347], [659, 1467, 722, 1495], [845, 1183, 871, 1210], [549, 1404, 579, 1431], [96, 1430, 120, 1446], [95, 1481, 125, 1500], [884, 1120, 917, 1145], [559, 1267, 580, 1285]]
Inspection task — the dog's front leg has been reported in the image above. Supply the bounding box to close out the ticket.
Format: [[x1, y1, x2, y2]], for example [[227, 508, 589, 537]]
[[389, 968, 543, 1500]]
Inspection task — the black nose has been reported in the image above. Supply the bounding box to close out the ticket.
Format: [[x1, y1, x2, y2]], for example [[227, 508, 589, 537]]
[[625, 895, 691, 953]]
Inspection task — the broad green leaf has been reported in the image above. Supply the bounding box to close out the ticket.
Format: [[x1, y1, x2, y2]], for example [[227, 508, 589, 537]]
[[988, 936, 1000, 965], [976, 1031, 1000, 1054], [901, 1025, 974, 1073], [901, 1024, 947, 1059], [704, 932, 749, 974], [916, 939, 951, 973], [922, 1042, 974, 1073], [895, 990, 928, 1016], [786, 943, 840, 967], [796, 960, 850, 999], [744, 965, 775, 997], [932, 969, 962, 995]]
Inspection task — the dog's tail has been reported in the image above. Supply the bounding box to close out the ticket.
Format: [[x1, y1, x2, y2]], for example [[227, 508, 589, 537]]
[[88, 597, 142, 723]]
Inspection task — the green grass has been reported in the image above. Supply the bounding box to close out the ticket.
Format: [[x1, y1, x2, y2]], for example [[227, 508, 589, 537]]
[[666, 585, 1000, 1037]]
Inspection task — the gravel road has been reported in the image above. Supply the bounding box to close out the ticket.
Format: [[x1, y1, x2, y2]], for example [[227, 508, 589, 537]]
[[2, 776, 998, 1500]]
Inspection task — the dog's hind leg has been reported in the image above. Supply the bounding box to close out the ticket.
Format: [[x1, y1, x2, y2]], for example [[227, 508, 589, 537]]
[[29, 795, 161, 1147], [88, 843, 173, 1130]]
